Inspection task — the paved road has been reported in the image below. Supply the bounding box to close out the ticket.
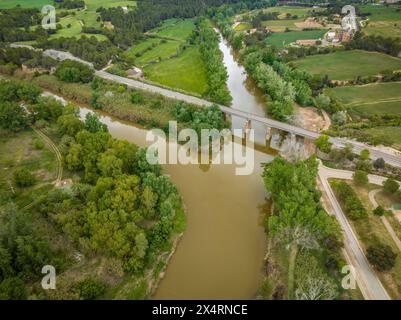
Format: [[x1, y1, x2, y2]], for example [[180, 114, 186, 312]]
[[20, 47, 401, 167], [368, 189, 401, 252], [318, 164, 391, 300]]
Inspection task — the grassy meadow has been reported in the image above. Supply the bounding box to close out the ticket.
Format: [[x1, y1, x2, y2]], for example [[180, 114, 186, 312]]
[[325, 82, 401, 115], [358, 4, 401, 39], [293, 50, 401, 80]]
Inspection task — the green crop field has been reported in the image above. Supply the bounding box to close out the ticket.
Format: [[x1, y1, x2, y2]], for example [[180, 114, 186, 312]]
[[262, 6, 319, 19], [293, 50, 401, 80], [266, 29, 326, 47], [150, 19, 195, 41], [144, 46, 208, 95], [125, 38, 162, 58], [325, 82, 401, 115], [365, 127, 401, 149], [233, 22, 251, 31], [358, 5, 401, 21]]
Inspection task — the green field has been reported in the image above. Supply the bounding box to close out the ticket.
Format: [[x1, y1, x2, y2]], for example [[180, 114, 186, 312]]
[[144, 46, 208, 95], [262, 19, 304, 32], [266, 29, 326, 47], [233, 22, 251, 31], [293, 50, 401, 80], [365, 127, 401, 149], [358, 5, 401, 39], [0, 0, 51, 9], [85, 0, 136, 11], [325, 82, 401, 115], [134, 40, 181, 67], [150, 19, 195, 41], [49, 15, 107, 41]]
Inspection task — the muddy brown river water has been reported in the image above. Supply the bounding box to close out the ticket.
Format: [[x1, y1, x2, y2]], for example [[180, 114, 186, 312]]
[[76, 36, 273, 299]]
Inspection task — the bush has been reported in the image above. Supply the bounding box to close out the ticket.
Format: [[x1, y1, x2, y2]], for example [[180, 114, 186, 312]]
[[13, 168, 36, 187], [131, 91, 144, 104], [373, 206, 386, 216], [383, 178, 399, 195], [75, 278, 106, 300], [373, 158, 385, 169], [315, 134, 332, 154], [33, 139, 45, 150], [353, 170, 368, 186], [367, 243, 396, 272], [55, 60, 94, 83]]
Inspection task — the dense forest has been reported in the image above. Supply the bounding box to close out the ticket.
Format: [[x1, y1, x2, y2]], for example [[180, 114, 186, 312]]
[[0, 79, 185, 299]]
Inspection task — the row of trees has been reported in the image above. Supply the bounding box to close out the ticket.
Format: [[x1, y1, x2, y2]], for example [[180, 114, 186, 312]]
[[244, 50, 295, 120], [197, 19, 232, 106], [332, 181, 368, 220], [263, 157, 342, 299]]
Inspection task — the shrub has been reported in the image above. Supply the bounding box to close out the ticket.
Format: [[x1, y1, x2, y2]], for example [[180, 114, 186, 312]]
[[33, 139, 45, 150], [131, 91, 144, 104], [367, 243, 396, 272], [75, 278, 106, 300], [373, 158, 385, 169], [332, 181, 368, 220], [383, 178, 399, 195], [13, 168, 36, 187], [373, 206, 386, 216], [315, 134, 332, 154], [55, 60, 94, 83]]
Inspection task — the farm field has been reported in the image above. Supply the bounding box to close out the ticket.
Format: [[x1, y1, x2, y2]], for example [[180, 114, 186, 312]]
[[266, 29, 326, 47], [262, 19, 303, 32], [358, 4, 401, 39], [325, 82, 401, 115], [133, 40, 181, 67], [144, 46, 208, 95], [293, 50, 401, 80], [365, 127, 401, 150], [261, 6, 321, 19], [0, 0, 51, 9]]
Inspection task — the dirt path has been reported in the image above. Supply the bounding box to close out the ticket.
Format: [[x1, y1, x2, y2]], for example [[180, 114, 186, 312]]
[[23, 128, 63, 211], [368, 189, 401, 252]]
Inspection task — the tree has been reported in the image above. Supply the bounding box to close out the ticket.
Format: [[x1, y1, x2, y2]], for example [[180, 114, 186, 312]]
[[373, 158, 386, 170], [97, 153, 123, 178], [359, 149, 370, 161], [367, 243, 396, 272], [57, 114, 84, 137], [0, 277, 27, 300], [353, 170, 368, 186], [315, 135, 332, 154], [383, 178, 399, 194], [55, 60, 94, 83], [84, 112, 107, 133], [373, 206, 386, 216], [13, 168, 36, 187], [0, 102, 29, 132], [75, 278, 105, 300]]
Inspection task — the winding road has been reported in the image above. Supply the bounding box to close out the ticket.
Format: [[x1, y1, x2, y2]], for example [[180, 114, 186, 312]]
[[318, 163, 401, 300]]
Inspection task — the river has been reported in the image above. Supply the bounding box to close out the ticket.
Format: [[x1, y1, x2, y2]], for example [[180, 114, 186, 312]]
[[73, 35, 273, 299]]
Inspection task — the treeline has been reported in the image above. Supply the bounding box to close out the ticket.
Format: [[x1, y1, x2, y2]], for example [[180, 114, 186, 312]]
[[0, 7, 48, 43], [332, 181, 368, 220], [97, 0, 271, 48], [0, 47, 58, 73], [346, 31, 401, 58], [196, 19, 232, 106], [37, 36, 120, 69], [57, 0, 85, 9], [243, 49, 295, 120], [263, 157, 342, 300]]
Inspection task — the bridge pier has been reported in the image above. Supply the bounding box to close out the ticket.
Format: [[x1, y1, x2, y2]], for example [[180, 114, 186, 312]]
[[243, 119, 251, 139], [265, 127, 272, 144]]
